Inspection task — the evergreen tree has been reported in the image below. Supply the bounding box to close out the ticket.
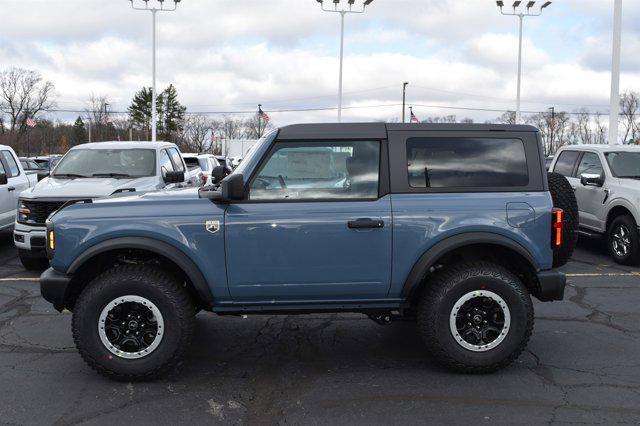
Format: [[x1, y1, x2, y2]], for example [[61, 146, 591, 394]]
[[72, 116, 87, 145], [128, 85, 186, 141]]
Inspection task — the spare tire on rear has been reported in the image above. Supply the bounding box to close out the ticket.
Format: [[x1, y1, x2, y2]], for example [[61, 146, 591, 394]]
[[547, 172, 578, 267]]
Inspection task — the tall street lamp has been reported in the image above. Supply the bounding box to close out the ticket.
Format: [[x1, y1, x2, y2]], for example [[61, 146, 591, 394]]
[[315, 0, 375, 123], [497, 1, 552, 124], [129, 0, 182, 142], [608, 0, 623, 145], [402, 82, 409, 123]]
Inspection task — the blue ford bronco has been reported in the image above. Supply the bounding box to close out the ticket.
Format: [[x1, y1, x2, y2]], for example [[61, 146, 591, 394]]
[[40, 123, 577, 380]]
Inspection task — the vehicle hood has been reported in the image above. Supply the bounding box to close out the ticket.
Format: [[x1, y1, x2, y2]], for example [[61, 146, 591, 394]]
[[21, 176, 160, 199], [94, 187, 203, 204]]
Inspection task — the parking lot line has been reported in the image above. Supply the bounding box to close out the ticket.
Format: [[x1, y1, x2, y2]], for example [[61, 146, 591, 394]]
[[566, 272, 640, 277], [0, 277, 40, 282]]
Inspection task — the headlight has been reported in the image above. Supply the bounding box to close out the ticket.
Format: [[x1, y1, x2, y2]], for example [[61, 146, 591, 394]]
[[17, 200, 31, 224]]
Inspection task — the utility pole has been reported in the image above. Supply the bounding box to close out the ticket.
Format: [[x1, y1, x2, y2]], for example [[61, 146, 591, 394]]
[[315, 0, 375, 122], [497, 1, 552, 123], [549, 106, 555, 154], [609, 0, 623, 145], [129, 0, 181, 142], [402, 82, 409, 123], [257, 104, 262, 137]]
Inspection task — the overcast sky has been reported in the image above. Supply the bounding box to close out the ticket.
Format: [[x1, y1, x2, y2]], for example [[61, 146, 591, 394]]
[[0, 0, 638, 125]]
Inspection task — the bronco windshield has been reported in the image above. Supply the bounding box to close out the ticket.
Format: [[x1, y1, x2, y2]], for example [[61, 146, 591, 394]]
[[605, 152, 640, 179], [53, 149, 156, 178]]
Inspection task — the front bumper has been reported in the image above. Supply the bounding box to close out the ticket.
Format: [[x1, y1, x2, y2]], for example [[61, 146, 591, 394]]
[[40, 267, 72, 312], [13, 222, 47, 255], [535, 270, 566, 302]]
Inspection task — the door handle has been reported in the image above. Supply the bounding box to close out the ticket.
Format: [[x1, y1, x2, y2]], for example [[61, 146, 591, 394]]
[[348, 218, 384, 229], [7, 187, 15, 192]]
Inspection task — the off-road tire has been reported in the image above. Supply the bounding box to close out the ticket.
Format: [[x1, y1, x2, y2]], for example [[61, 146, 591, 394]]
[[18, 249, 49, 271], [416, 262, 534, 374], [607, 215, 640, 266], [548, 172, 578, 267], [72, 265, 195, 381]]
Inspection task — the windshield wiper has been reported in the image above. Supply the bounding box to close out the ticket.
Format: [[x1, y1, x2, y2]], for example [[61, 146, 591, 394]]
[[53, 173, 88, 179], [92, 173, 133, 178], [618, 175, 640, 180]]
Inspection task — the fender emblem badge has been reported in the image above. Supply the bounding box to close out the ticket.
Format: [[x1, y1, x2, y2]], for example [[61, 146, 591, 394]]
[[205, 220, 220, 234]]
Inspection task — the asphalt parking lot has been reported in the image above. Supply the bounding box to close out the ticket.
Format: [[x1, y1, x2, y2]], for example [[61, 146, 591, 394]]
[[0, 229, 639, 425]]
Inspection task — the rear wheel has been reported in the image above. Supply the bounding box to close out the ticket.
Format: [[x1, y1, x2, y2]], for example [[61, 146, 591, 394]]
[[416, 262, 534, 373], [18, 249, 49, 271], [607, 215, 640, 265], [547, 172, 578, 267], [72, 265, 195, 381]]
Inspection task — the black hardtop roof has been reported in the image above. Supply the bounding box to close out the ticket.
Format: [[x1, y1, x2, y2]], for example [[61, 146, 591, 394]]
[[277, 122, 538, 140]]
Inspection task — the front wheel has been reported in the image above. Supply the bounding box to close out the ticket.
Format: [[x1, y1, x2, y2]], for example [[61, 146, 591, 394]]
[[416, 262, 534, 373], [607, 215, 640, 266], [72, 265, 195, 381], [18, 249, 49, 271]]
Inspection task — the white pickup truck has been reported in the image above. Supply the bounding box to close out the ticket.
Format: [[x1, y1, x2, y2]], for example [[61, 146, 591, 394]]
[[14, 141, 197, 270], [0, 145, 37, 231]]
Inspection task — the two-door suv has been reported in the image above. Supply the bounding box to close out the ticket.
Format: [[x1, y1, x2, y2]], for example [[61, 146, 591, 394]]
[[40, 123, 575, 380]]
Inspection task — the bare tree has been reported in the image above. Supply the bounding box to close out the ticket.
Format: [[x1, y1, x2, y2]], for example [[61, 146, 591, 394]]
[[182, 114, 211, 153], [497, 111, 517, 125], [0, 67, 55, 133], [84, 94, 112, 142], [244, 114, 274, 139], [576, 109, 594, 145], [594, 113, 608, 145], [620, 91, 639, 144]]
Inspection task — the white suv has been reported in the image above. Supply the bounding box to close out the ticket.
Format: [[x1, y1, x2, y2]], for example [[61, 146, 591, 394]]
[[550, 145, 640, 265]]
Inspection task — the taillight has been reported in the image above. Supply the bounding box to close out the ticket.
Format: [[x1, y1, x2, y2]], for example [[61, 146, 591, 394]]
[[201, 175, 207, 186], [552, 208, 564, 248]]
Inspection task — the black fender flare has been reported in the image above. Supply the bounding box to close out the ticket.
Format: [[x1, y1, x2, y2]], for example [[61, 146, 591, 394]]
[[400, 232, 538, 299], [67, 237, 213, 306]]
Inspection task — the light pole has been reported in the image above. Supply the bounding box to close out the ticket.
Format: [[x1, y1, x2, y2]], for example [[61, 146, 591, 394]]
[[315, 0, 374, 123], [609, 0, 623, 145], [402, 82, 409, 123], [128, 0, 181, 142], [497, 1, 552, 123]]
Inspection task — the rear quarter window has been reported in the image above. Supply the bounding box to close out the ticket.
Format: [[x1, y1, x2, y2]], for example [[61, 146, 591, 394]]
[[406, 138, 529, 188]]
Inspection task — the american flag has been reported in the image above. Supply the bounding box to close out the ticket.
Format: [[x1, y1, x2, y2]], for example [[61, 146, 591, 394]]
[[410, 110, 420, 123], [259, 106, 270, 123], [103, 114, 111, 125], [25, 117, 37, 128]]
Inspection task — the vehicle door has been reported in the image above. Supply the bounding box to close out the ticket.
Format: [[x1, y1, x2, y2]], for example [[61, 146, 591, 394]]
[[574, 151, 607, 230], [224, 139, 393, 302], [0, 150, 28, 228], [0, 159, 11, 228]]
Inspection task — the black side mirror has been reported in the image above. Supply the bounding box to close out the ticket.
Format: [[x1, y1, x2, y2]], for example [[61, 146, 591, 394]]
[[580, 173, 604, 187], [221, 174, 245, 201], [164, 171, 185, 184], [211, 165, 227, 184], [0, 173, 7, 185], [37, 171, 49, 182]]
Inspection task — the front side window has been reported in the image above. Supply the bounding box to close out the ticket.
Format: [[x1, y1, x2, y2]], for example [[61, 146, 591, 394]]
[[577, 152, 604, 177], [250, 141, 380, 201], [606, 152, 640, 179], [168, 148, 185, 172], [554, 151, 580, 177], [159, 149, 174, 177], [53, 149, 156, 178], [407, 138, 528, 188], [1, 151, 20, 177], [0, 158, 6, 177]]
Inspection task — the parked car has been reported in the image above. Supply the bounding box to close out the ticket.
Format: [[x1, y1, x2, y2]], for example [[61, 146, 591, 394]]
[[31, 155, 62, 171], [0, 146, 37, 231], [19, 157, 44, 172], [550, 144, 640, 265], [15, 141, 193, 270], [182, 153, 221, 186], [40, 123, 576, 381]]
